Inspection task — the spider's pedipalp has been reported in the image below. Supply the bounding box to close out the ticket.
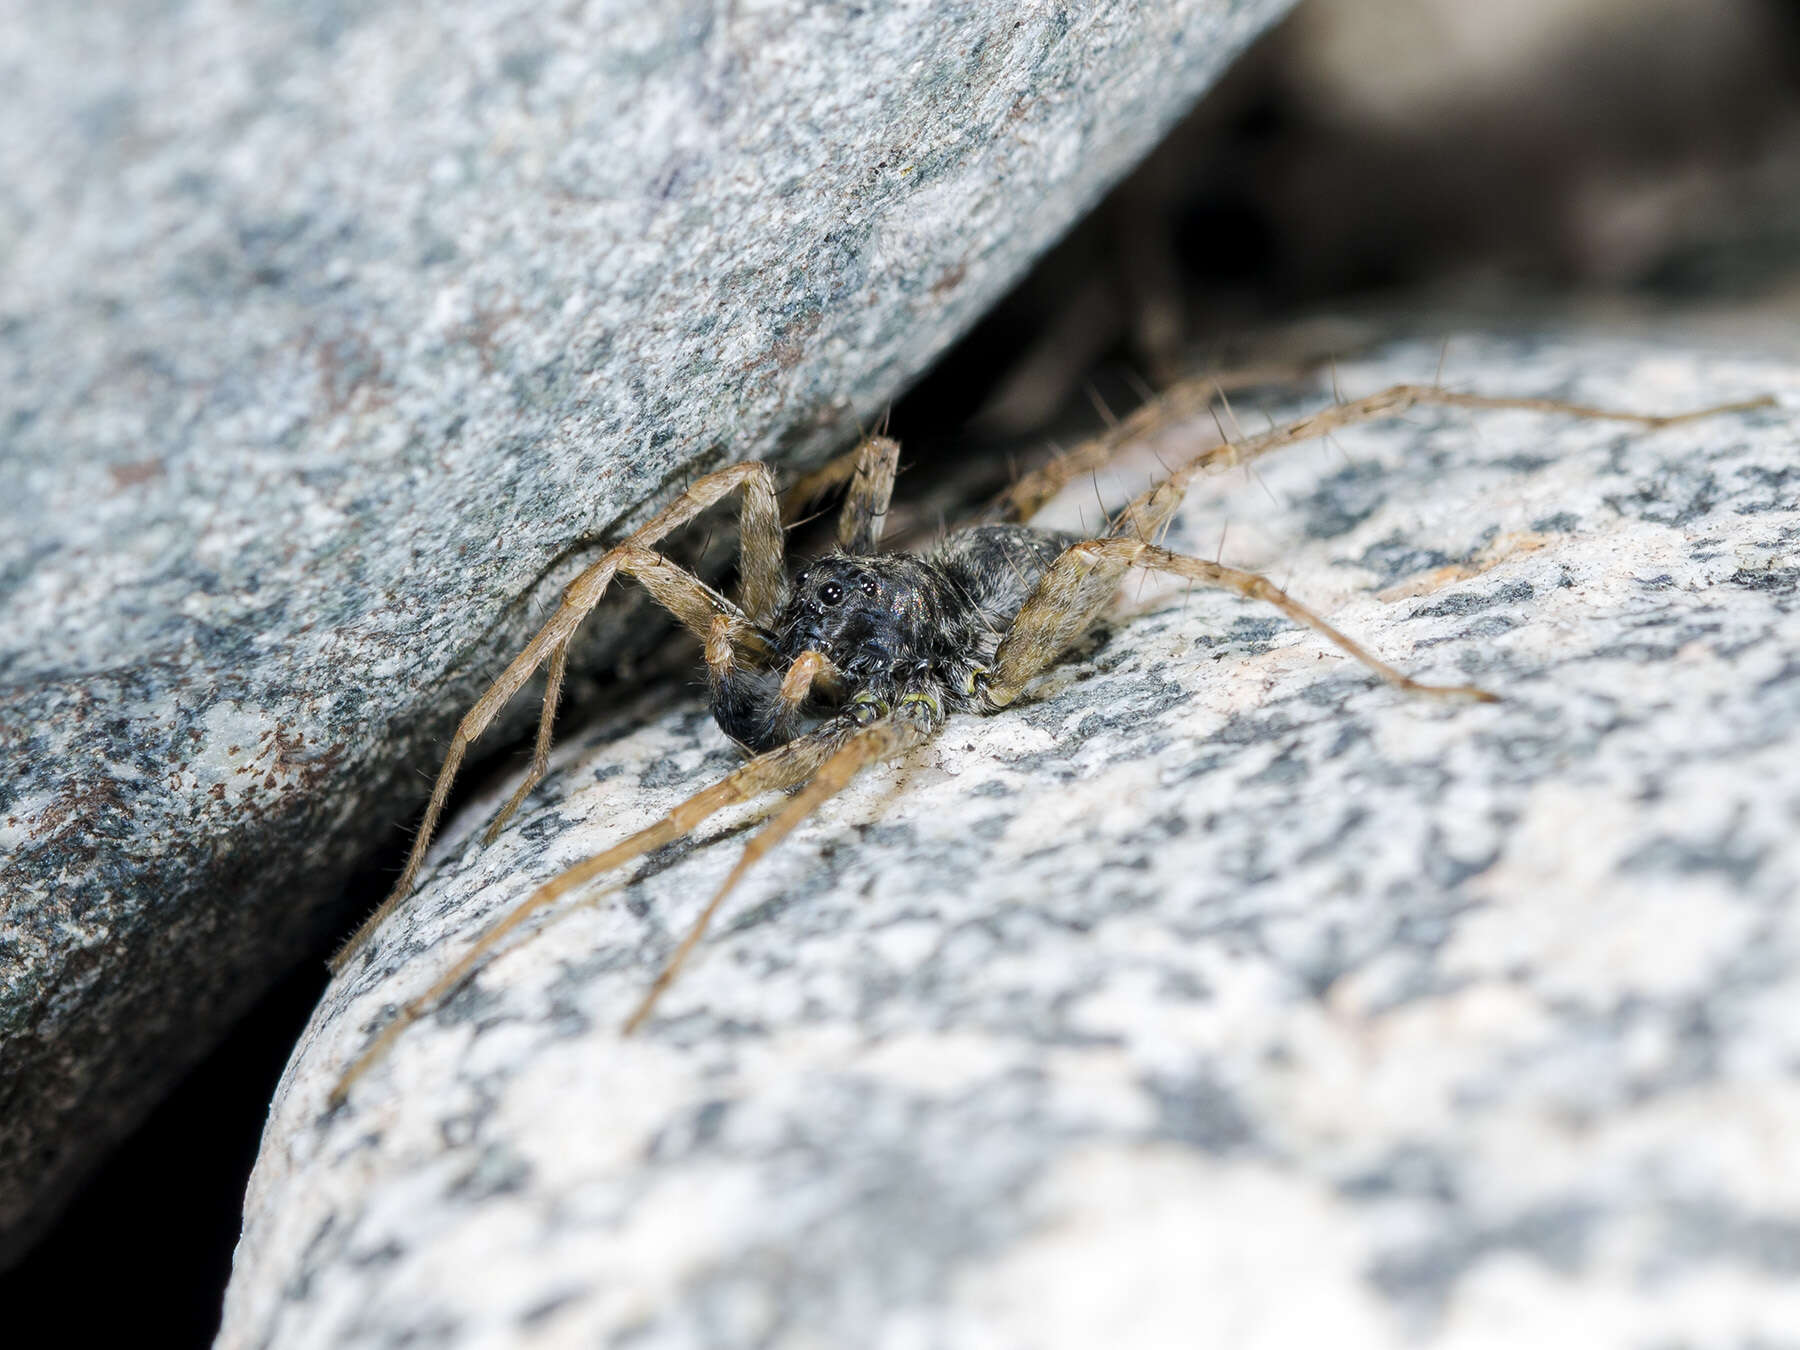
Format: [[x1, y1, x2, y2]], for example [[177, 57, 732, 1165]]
[[330, 721, 853, 1104]]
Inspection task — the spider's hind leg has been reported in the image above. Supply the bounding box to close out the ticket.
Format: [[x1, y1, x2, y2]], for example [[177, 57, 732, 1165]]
[[1001, 373, 1775, 530]]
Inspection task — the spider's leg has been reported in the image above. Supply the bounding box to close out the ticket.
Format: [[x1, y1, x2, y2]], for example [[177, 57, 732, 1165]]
[[614, 458, 786, 626], [834, 435, 901, 553], [979, 536, 1494, 710], [1000, 376, 1775, 527], [779, 432, 897, 528], [994, 361, 1309, 522], [623, 708, 934, 1035], [330, 722, 852, 1105], [482, 637, 568, 846], [1116, 385, 1776, 540], [480, 551, 777, 846], [336, 463, 787, 971]]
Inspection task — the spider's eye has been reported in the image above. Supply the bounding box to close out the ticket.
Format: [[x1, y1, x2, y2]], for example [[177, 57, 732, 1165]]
[[859, 576, 878, 597], [819, 581, 844, 606]]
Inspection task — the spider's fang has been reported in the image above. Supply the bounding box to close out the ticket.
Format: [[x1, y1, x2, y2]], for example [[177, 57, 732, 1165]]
[[898, 691, 942, 721]]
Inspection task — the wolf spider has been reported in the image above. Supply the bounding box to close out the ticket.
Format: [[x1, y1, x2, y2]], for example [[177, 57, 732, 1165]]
[[328, 375, 1768, 1103]]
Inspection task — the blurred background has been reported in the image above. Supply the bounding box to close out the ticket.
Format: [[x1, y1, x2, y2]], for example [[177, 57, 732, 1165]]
[[7, 0, 1799, 1342], [911, 0, 1800, 449]]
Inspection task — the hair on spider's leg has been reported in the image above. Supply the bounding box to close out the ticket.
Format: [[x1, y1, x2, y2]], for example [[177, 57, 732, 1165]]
[[334, 462, 789, 972], [329, 724, 852, 1105], [1214, 382, 1247, 444], [836, 435, 901, 553], [778, 432, 900, 530], [1085, 382, 1120, 429], [622, 712, 933, 1036], [1085, 384, 1776, 559], [979, 527, 1494, 714], [484, 637, 571, 846]]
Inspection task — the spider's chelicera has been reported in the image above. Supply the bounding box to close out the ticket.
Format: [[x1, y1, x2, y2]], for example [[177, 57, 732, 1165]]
[[329, 380, 1768, 1103]]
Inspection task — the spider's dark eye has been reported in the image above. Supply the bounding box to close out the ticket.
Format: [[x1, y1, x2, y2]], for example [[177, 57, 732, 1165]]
[[819, 581, 844, 607], [859, 576, 878, 597]]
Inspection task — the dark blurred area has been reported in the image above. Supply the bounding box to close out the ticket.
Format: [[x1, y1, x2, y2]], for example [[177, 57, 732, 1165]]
[[7, 1, 1800, 1343], [955, 0, 1800, 437]]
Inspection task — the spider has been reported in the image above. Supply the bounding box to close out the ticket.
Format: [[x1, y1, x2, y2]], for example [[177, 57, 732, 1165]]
[[328, 375, 1769, 1103]]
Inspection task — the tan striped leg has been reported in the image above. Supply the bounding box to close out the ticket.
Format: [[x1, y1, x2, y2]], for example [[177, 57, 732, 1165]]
[[330, 723, 852, 1104], [622, 710, 934, 1036], [335, 461, 788, 971], [1001, 377, 1775, 530], [980, 536, 1495, 711]]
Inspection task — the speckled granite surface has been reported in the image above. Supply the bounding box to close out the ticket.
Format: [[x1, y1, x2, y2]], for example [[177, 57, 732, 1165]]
[[0, 0, 1292, 1257], [225, 329, 1799, 1348]]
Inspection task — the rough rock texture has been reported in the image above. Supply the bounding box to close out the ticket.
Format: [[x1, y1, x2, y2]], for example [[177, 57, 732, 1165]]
[[0, 0, 1293, 1257], [225, 328, 1800, 1348]]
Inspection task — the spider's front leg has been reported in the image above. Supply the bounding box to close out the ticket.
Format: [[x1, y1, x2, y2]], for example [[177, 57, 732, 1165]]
[[330, 707, 852, 1104], [621, 702, 937, 1036], [334, 460, 789, 971]]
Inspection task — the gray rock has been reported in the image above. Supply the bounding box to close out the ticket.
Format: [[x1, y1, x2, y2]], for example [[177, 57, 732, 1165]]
[[223, 327, 1800, 1347], [0, 0, 1295, 1258]]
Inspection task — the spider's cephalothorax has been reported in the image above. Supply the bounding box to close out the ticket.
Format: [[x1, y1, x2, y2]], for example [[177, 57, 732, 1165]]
[[331, 383, 1765, 1101], [712, 524, 1074, 753]]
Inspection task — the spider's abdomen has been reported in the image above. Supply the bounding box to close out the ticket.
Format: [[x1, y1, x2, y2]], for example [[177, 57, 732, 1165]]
[[925, 523, 1077, 633]]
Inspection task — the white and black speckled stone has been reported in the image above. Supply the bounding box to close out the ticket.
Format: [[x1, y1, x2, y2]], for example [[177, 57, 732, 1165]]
[[0, 0, 1294, 1255], [226, 328, 1800, 1347]]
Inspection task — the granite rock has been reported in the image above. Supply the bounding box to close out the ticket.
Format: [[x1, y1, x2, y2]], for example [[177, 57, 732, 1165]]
[[224, 328, 1800, 1347], [0, 0, 1295, 1257]]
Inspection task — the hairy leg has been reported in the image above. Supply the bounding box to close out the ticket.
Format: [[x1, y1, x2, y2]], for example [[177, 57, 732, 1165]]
[[1000, 376, 1775, 529], [982, 376, 1772, 702], [980, 535, 1493, 710], [779, 430, 895, 526], [330, 722, 852, 1104], [835, 435, 901, 553], [480, 550, 768, 847], [622, 708, 934, 1035], [335, 462, 788, 970]]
